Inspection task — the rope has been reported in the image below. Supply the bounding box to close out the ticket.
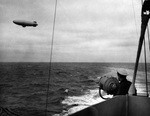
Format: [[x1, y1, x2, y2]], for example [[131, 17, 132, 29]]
[[99, 87, 110, 100], [45, 0, 58, 116]]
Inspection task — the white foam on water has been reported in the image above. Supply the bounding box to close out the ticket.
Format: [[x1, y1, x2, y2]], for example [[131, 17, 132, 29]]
[[60, 89, 113, 116]]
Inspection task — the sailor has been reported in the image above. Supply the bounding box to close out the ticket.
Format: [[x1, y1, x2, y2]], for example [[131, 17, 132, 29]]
[[116, 69, 132, 95]]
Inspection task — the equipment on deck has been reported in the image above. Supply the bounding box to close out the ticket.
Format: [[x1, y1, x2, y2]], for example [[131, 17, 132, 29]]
[[99, 76, 119, 99]]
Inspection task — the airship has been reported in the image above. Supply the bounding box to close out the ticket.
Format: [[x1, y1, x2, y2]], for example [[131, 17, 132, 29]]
[[13, 20, 38, 27]]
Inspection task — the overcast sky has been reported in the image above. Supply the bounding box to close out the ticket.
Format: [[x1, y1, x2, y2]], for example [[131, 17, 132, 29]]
[[0, 0, 149, 62]]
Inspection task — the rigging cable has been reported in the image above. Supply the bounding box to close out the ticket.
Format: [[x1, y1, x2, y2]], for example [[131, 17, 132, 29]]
[[146, 21, 150, 97], [144, 16, 150, 97], [147, 26, 150, 51], [131, 0, 139, 38], [143, 37, 149, 96], [141, 0, 149, 97], [45, 0, 58, 116], [147, 27, 150, 96]]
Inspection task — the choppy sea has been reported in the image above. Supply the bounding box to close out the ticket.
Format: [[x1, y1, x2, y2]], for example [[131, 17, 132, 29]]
[[0, 62, 150, 116]]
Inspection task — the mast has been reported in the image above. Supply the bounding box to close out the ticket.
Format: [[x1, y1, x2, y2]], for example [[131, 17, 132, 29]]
[[129, 0, 150, 95]]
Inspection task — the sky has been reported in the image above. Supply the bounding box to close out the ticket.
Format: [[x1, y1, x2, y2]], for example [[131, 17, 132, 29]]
[[0, 0, 149, 62]]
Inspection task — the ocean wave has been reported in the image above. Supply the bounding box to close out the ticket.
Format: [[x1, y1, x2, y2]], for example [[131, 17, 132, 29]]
[[1, 62, 150, 116]]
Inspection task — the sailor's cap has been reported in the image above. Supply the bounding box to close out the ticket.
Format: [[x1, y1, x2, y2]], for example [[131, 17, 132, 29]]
[[117, 69, 128, 76]]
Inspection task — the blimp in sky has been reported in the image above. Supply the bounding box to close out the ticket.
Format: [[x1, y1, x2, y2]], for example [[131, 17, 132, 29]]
[[13, 20, 38, 27]]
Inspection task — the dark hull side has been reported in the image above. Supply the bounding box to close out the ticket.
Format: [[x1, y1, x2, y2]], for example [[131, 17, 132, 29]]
[[69, 95, 150, 116]]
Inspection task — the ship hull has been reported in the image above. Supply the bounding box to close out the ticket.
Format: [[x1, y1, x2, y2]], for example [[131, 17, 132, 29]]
[[70, 95, 150, 116]]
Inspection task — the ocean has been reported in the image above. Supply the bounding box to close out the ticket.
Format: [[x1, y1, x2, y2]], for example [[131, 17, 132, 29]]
[[0, 62, 150, 116]]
